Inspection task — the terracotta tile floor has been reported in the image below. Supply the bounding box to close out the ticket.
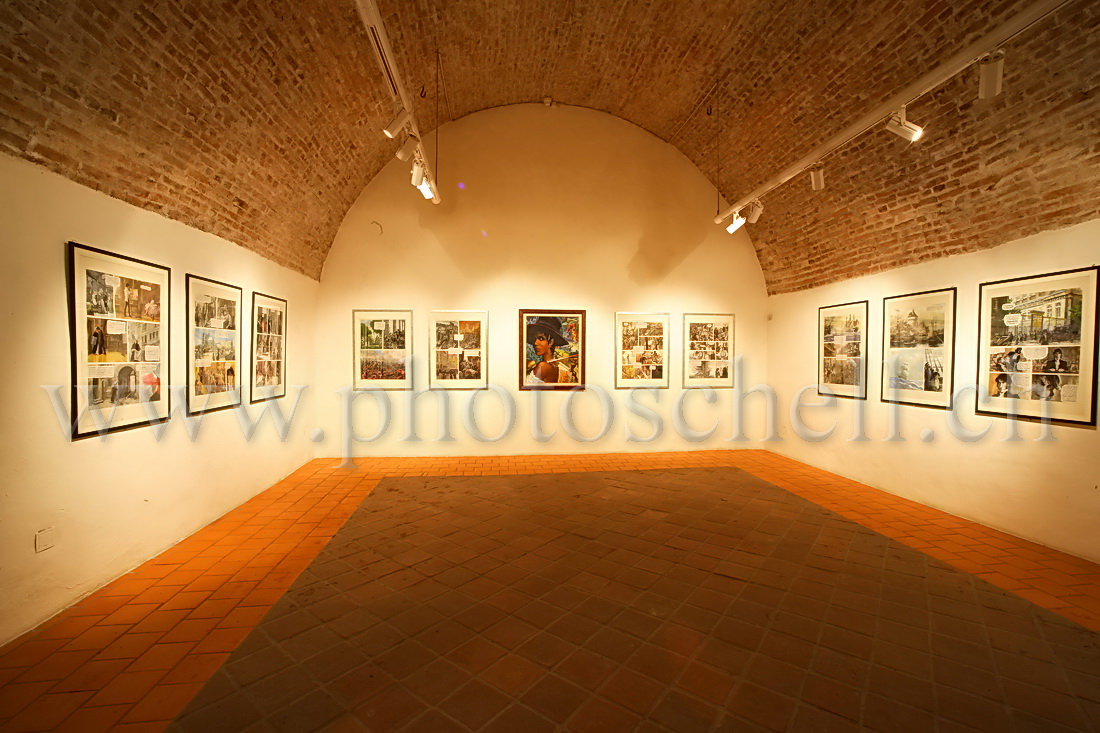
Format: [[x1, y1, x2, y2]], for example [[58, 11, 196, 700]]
[[1, 450, 1098, 731]]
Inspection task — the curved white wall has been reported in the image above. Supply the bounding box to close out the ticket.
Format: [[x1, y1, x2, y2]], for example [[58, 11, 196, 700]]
[[313, 104, 770, 457]]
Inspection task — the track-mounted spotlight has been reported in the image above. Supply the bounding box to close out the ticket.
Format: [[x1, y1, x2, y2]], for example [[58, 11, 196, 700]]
[[745, 200, 764, 224], [410, 162, 424, 187], [885, 107, 923, 142], [725, 212, 746, 234], [395, 134, 419, 162], [810, 164, 825, 191], [416, 176, 439, 202], [383, 108, 410, 138], [978, 49, 1005, 100]]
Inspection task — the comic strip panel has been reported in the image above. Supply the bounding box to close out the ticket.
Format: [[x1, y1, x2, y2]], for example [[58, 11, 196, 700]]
[[886, 348, 946, 392], [989, 289, 1083, 347], [87, 318, 127, 362], [823, 357, 861, 386]]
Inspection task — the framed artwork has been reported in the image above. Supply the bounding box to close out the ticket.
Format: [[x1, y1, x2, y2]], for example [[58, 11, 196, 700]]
[[251, 292, 286, 402], [615, 312, 670, 389], [977, 266, 1098, 426], [186, 275, 243, 415], [520, 310, 585, 389], [881, 288, 956, 409], [683, 313, 734, 388], [68, 241, 169, 439], [818, 301, 867, 399], [353, 309, 412, 390], [428, 310, 487, 390]]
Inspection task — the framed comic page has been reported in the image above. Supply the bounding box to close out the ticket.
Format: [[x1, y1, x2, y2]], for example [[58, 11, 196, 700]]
[[683, 313, 734, 388], [68, 241, 169, 439], [186, 275, 243, 415], [520, 310, 585, 390], [354, 310, 412, 390], [977, 266, 1098, 426], [428, 310, 487, 390], [818, 301, 867, 399], [251, 292, 287, 402], [881, 288, 956, 409], [616, 312, 670, 389]]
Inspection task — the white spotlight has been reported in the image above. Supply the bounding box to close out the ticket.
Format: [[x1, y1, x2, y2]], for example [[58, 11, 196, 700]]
[[745, 200, 764, 224], [725, 212, 746, 234], [810, 164, 825, 191], [395, 134, 419, 162], [885, 107, 923, 142], [383, 108, 410, 138], [410, 162, 424, 187], [978, 49, 1005, 100], [416, 176, 440, 203]]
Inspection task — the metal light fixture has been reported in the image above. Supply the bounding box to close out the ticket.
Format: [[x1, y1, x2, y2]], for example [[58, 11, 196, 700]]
[[810, 163, 825, 191], [383, 108, 410, 138], [416, 176, 439, 202], [356, 0, 443, 205], [978, 49, 1006, 99], [745, 200, 764, 224], [395, 134, 419, 162], [725, 212, 746, 234], [885, 107, 924, 142]]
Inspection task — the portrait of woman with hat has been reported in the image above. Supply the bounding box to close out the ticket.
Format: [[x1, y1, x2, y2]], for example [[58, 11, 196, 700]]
[[522, 312, 581, 385]]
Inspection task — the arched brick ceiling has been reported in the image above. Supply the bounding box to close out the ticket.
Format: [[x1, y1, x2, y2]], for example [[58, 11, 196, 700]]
[[3, 0, 1097, 290], [1, 0, 389, 278]]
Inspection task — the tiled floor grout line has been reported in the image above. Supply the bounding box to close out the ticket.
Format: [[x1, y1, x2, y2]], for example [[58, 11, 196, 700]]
[[0, 449, 1096, 731]]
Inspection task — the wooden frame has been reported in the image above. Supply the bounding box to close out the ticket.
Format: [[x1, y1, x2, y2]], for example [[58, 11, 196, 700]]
[[519, 309, 586, 390]]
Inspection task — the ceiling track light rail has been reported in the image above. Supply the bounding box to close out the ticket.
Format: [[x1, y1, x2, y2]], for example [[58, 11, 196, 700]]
[[354, 0, 442, 205], [714, 0, 1073, 230]]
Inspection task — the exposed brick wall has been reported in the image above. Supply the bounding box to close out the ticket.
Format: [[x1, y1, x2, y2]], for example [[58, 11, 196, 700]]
[[2, 0, 1097, 288], [1, 0, 398, 279], [387, 0, 1099, 294], [747, 0, 1100, 294]]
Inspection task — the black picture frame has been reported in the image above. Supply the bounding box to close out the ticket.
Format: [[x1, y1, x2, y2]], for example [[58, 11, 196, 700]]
[[818, 300, 868, 400], [975, 266, 1098, 426], [186, 274, 244, 416], [251, 292, 287, 403], [880, 287, 957, 410], [68, 241, 170, 440]]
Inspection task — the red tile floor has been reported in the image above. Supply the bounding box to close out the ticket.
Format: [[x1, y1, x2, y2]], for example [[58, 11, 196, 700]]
[[0, 450, 1098, 731]]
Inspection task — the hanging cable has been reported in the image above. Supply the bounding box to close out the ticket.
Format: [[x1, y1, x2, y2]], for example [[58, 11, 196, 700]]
[[435, 50, 441, 186]]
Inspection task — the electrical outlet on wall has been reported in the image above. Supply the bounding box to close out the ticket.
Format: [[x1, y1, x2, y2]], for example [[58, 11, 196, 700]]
[[35, 527, 55, 553]]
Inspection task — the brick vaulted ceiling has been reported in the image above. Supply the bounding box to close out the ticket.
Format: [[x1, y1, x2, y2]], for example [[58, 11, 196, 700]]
[[2, 1, 1098, 291]]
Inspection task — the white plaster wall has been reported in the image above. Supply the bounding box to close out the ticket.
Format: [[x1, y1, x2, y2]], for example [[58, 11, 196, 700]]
[[766, 220, 1100, 562], [314, 104, 770, 457], [0, 155, 319, 645]]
